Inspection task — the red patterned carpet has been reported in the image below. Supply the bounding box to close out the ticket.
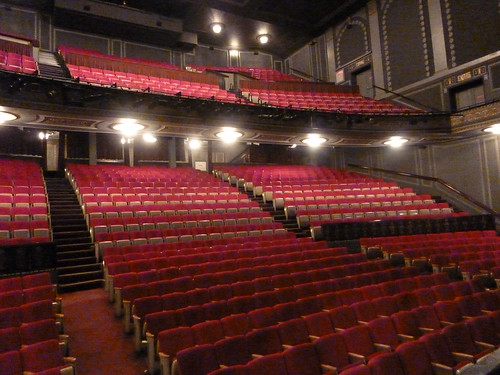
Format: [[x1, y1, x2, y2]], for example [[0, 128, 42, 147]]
[[61, 288, 148, 375]]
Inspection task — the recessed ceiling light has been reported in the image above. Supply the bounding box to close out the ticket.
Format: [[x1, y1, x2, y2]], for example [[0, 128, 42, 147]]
[[484, 124, 500, 135], [211, 23, 224, 34], [302, 134, 327, 147], [384, 136, 408, 147], [216, 128, 243, 144], [0, 111, 17, 123], [257, 34, 271, 44], [112, 119, 145, 137]]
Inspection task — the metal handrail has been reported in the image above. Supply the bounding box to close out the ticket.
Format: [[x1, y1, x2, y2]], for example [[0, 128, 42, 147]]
[[348, 163, 499, 217]]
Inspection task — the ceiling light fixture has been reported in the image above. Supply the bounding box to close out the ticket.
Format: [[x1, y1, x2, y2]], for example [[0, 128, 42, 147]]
[[211, 23, 224, 34], [257, 34, 271, 44], [143, 133, 157, 143], [188, 138, 202, 150], [302, 134, 327, 148], [484, 124, 500, 135], [112, 119, 145, 137], [384, 136, 408, 147], [0, 111, 17, 123], [216, 127, 243, 144]]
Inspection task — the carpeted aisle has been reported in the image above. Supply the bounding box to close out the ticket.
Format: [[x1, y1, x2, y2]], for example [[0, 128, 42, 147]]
[[61, 288, 148, 375]]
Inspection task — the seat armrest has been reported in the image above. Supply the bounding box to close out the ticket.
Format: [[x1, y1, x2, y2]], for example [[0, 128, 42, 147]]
[[439, 320, 455, 327], [321, 364, 339, 375], [430, 362, 454, 375], [282, 344, 293, 349], [452, 352, 476, 363], [418, 327, 435, 334], [309, 335, 320, 341], [475, 341, 495, 350], [252, 354, 263, 359], [397, 333, 415, 342], [348, 352, 367, 364], [374, 342, 392, 352], [158, 352, 172, 375]]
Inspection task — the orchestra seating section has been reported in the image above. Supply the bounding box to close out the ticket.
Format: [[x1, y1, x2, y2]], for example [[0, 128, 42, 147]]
[[0, 161, 498, 375], [185, 65, 303, 82], [213, 165, 463, 239], [0, 159, 51, 246], [0, 272, 76, 375]]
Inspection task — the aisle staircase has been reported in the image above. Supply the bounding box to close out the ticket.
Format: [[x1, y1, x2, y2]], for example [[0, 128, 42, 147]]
[[45, 176, 103, 293], [37, 51, 72, 81]]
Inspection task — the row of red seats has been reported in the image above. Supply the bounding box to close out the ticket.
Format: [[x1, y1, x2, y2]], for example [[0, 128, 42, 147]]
[[110, 244, 343, 307], [0, 51, 37, 75], [185, 65, 302, 82], [85, 202, 262, 220], [146, 271, 459, 374], [0, 219, 50, 244], [78, 185, 237, 196], [95, 223, 288, 258], [0, 186, 46, 195], [138, 264, 419, 370], [81, 192, 250, 206], [360, 230, 497, 250], [128, 259, 394, 337], [124, 253, 377, 334], [200, 314, 500, 375], [0, 195, 47, 208], [0, 206, 49, 221]]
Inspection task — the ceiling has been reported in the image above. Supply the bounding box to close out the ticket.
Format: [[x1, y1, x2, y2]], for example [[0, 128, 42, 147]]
[[13, 0, 368, 58]]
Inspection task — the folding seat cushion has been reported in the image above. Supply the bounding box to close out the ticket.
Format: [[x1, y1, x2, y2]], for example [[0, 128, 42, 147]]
[[248, 307, 278, 329], [214, 335, 252, 366], [277, 318, 310, 347], [442, 322, 494, 362], [431, 284, 456, 301], [450, 280, 474, 297], [0, 326, 21, 353], [366, 317, 401, 350], [272, 302, 301, 322], [22, 272, 52, 288], [192, 320, 225, 345], [220, 314, 251, 337], [455, 295, 485, 318], [303, 311, 335, 339], [203, 301, 232, 321], [20, 339, 75, 374], [176, 305, 207, 327], [341, 325, 385, 363], [351, 301, 378, 324], [368, 352, 405, 375], [371, 296, 399, 317], [465, 315, 500, 346], [282, 342, 325, 375], [20, 300, 55, 323], [246, 352, 287, 375], [419, 332, 473, 374], [329, 306, 359, 331], [0, 290, 23, 308], [396, 341, 434, 375], [433, 301, 464, 325], [295, 296, 323, 316], [157, 327, 196, 375], [176, 344, 220, 375], [246, 326, 283, 356], [413, 288, 437, 306], [0, 350, 22, 375], [474, 290, 500, 312], [393, 292, 419, 311], [23, 285, 58, 304], [410, 306, 442, 333], [391, 311, 423, 340], [19, 319, 62, 347]]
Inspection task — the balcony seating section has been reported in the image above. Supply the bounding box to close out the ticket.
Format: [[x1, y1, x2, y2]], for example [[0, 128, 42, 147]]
[[154, 272, 499, 375], [59, 45, 240, 103], [186, 65, 303, 82], [0, 51, 38, 75], [359, 231, 500, 280], [0, 159, 50, 245], [0, 272, 74, 374]]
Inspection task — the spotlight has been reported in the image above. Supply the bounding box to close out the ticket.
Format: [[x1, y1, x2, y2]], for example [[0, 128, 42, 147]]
[[257, 34, 271, 44], [216, 127, 243, 144], [188, 138, 202, 150], [0, 111, 17, 123], [484, 124, 500, 135], [384, 136, 408, 147], [211, 23, 224, 34], [112, 119, 145, 137], [143, 133, 157, 143], [301, 134, 327, 148]]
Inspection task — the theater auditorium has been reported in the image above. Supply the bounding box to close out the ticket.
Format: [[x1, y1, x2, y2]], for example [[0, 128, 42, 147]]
[[0, 0, 499, 374]]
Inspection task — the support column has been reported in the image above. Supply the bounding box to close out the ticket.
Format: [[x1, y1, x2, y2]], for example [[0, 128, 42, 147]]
[[367, 0, 385, 98], [325, 28, 336, 82], [89, 133, 97, 165], [57, 131, 66, 173], [207, 140, 213, 174], [427, 0, 448, 72], [168, 137, 177, 168]]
